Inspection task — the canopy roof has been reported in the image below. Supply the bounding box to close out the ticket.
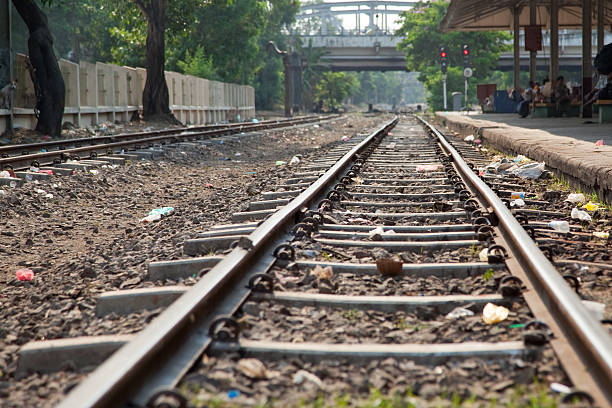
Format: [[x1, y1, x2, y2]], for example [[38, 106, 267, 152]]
[[440, 0, 612, 32]]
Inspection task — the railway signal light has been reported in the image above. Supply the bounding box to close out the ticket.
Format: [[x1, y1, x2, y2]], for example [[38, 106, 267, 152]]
[[440, 47, 448, 74], [462, 44, 470, 67]]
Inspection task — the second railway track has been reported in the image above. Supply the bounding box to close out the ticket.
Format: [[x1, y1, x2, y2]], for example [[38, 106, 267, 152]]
[[14, 115, 612, 407]]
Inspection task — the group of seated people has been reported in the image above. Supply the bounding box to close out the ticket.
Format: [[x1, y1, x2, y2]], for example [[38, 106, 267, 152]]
[[515, 76, 579, 118]]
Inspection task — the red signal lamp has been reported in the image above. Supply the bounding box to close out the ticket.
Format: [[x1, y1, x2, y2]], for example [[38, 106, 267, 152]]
[[441, 51, 447, 58]]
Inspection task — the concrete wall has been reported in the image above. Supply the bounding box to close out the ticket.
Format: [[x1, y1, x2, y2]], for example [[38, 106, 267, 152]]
[[1, 54, 256, 133]]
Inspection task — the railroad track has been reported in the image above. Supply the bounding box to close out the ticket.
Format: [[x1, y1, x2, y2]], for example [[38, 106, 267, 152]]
[[0, 115, 331, 175], [16, 115, 611, 407]]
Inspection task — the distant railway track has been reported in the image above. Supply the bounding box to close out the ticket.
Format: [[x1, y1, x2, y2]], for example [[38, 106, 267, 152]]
[[0, 115, 334, 172], [15, 115, 611, 407]]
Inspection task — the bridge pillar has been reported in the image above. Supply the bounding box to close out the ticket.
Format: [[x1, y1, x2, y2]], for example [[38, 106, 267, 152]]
[[0, 0, 13, 131], [529, 0, 536, 82], [597, 0, 605, 52]]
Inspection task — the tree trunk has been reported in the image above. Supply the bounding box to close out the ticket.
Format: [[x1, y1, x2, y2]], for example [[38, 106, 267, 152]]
[[138, 0, 179, 123], [12, 0, 64, 138]]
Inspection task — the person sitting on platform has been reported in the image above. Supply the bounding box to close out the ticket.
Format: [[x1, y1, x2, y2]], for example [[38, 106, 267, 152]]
[[552, 76, 571, 116], [517, 81, 535, 118], [593, 44, 612, 101], [540, 78, 552, 103]]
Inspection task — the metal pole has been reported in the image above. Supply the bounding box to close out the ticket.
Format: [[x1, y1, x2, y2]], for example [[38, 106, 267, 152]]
[[465, 77, 468, 111], [529, 0, 537, 82], [597, 0, 604, 52], [550, 0, 559, 82], [583, 0, 593, 118], [514, 6, 521, 92], [442, 74, 447, 110]]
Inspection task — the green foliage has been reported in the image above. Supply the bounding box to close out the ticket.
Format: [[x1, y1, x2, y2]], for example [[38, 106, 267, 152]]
[[395, 0, 510, 110], [483, 268, 495, 281], [315, 72, 358, 111], [177, 46, 218, 80]]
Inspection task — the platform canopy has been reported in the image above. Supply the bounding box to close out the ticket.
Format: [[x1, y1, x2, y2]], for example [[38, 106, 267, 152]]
[[440, 0, 612, 32]]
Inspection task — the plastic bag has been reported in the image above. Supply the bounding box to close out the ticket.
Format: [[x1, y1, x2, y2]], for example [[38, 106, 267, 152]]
[[482, 303, 509, 324], [565, 193, 586, 204], [512, 162, 546, 179], [571, 207, 592, 222]]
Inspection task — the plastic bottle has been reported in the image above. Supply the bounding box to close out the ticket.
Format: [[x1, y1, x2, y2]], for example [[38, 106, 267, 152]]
[[548, 220, 570, 233]]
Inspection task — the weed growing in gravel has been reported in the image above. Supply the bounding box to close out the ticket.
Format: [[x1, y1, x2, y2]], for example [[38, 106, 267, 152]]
[[343, 309, 359, 322], [483, 268, 495, 282], [322, 251, 332, 261]]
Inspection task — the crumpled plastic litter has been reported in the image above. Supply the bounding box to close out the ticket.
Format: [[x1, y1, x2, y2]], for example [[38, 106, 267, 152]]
[[341, 135, 351, 142], [512, 162, 546, 179], [550, 382, 572, 394], [513, 155, 529, 163], [140, 207, 174, 223], [0, 170, 11, 178], [387, 142, 397, 149], [16, 268, 34, 281], [289, 156, 301, 166], [445, 306, 474, 319], [416, 164, 442, 172], [464, 135, 474, 142], [275, 160, 286, 166], [482, 303, 509, 324], [293, 369, 323, 388], [348, 217, 372, 225], [582, 201, 601, 211], [368, 226, 396, 238], [237, 358, 268, 379], [565, 193, 586, 204], [0, 189, 5, 195], [510, 199, 525, 207], [252, 118, 259, 123], [571, 207, 592, 222], [352, 176, 363, 185], [593, 231, 610, 239], [595, 139, 605, 146], [478, 248, 489, 262]]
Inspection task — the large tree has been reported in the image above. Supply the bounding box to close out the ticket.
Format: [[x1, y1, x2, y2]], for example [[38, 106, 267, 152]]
[[396, 0, 510, 110], [12, 0, 65, 138]]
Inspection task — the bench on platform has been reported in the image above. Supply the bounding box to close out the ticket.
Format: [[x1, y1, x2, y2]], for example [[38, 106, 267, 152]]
[[532, 102, 581, 118], [594, 99, 612, 123]]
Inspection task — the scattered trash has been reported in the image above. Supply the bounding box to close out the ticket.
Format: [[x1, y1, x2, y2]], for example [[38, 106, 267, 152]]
[[352, 176, 363, 185], [30, 166, 40, 172], [237, 358, 268, 379], [571, 207, 592, 222], [482, 303, 509, 324], [510, 199, 525, 207], [347, 217, 372, 225], [582, 201, 601, 211], [595, 139, 605, 146], [252, 118, 259, 124], [509, 323, 525, 329], [548, 220, 570, 233], [89, 169, 99, 175], [416, 164, 442, 172], [44, 193, 54, 199], [510, 192, 525, 200], [474, 139, 482, 145], [341, 135, 351, 142], [205, 183, 213, 188], [513, 162, 546, 179], [478, 248, 489, 262], [387, 142, 397, 149], [565, 193, 586, 204], [39, 169, 53, 175], [228, 389, 241, 399], [275, 160, 286, 166], [313, 124, 319, 128], [512, 155, 529, 163], [445, 306, 474, 319], [311, 265, 333, 281], [16, 268, 34, 281], [293, 369, 323, 388], [302, 250, 317, 258], [289, 156, 301, 166], [376, 257, 403, 276], [581, 300, 605, 321], [234, 152, 242, 156], [0, 170, 11, 178], [140, 207, 174, 223], [464, 135, 474, 142], [244, 171, 257, 175], [593, 231, 610, 239], [550, 382, 572, 394], [0, 189, 5, 195]]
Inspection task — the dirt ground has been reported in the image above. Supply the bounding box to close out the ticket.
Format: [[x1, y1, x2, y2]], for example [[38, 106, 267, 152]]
[[0, 112, 390, 407]]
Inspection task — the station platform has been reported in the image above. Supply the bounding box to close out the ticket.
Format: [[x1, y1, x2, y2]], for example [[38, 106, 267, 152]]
[[434, 112, 612, 203]]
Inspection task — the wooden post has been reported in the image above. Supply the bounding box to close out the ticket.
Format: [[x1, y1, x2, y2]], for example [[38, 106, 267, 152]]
[[597, 0, 604, 52]]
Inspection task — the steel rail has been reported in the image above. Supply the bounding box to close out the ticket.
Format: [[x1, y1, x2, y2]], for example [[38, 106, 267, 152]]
[[0, 115, 333, 171], [58, 117, 398, 408], [0, 115, 326, 155], [418, 116, 612, 406]]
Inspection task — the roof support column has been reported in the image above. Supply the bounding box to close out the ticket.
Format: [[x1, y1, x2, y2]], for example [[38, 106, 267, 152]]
[[583, 0, 593, 118], [529, 0, 537, 82], [550, 0, 559, 82], [597, 0, 605, 52], [513, 6, 521, 91]]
